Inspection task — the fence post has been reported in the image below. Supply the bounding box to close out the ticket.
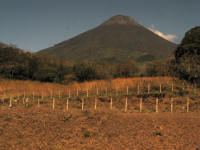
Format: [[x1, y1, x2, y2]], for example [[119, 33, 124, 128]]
[[125, 97, 128, 112], [110, 97, 113, 110], [53, 98, 55, 110], [87, 89, 89, 98], [160, 84, 162, 93], [148, 84, 150, 94], [25, 98, 29, 107], [82, 98, 84, 111], [187, 97, 189, 113], [172, 83, 174, 92], [140, 98, 142, 112], [96, 88, 99, 95], [66, 98, 69, 111], [23, 91, 25, 104], [156, 98, 158, 113], [9, 97, 12, 108], [127, 86, 129, 95], [171, 98, 173, 113], [94, 98, 97, 110]]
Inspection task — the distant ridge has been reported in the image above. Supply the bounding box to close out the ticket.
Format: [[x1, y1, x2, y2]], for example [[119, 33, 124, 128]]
[[0, 42, 8, 48], [39, 15, 177, 63]]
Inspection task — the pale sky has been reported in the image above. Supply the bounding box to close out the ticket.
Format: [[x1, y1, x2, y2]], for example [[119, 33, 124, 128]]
[[0, 0, 199, 51]]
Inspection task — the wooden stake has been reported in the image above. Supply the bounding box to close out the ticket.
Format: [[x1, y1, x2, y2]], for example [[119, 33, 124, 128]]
[[9, 97, 12, 108], [160, 84, 162, 93], [105, 87, 108, 96], [96, 88, 99, 95], [172, 83, 174, 92], [182, 82, 185, 90], [23, 91, 25, 104], [110, 97, 113, 110], [25, 98, 29, 107], [171, 98, 173, 113], [125, 97, 128, 112], [94, 98, 97, 110], [42, 92, 44, 100], [82, 98, 84, 111], [140, 98, 142, 113], [187, 97, 189, 113], [59, 91, 61, 99], [148, 84, 150, 94], [156, 98, 158, 113], [77, 88, 79, 97], [66, 98, 69, 111], [52, 98, 55, 110], [23, 97, 25, 105], [127, 86, 129, 95]]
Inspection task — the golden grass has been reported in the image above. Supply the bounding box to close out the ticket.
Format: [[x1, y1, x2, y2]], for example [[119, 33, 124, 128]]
[[0, 77, 174, 98]]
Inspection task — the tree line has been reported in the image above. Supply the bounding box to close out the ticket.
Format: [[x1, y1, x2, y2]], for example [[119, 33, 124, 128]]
[[0, 45, 173, 83]]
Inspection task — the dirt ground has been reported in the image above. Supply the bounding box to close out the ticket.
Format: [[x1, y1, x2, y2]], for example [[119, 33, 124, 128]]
[[0, 105, 200, 150]]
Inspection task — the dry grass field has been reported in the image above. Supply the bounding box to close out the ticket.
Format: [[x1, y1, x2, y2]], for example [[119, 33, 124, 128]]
[[0, 77, 200, 149]]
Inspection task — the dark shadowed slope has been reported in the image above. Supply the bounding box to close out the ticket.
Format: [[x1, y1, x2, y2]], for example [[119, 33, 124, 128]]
[[39, 15, 176, 63]]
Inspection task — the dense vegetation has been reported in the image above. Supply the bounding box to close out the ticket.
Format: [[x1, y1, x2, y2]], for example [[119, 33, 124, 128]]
[[174, 26, 200, 86], [0, 44, 172, 83]]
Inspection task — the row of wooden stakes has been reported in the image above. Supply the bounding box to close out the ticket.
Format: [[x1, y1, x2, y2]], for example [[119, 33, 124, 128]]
[[7, 96, 191, 113]]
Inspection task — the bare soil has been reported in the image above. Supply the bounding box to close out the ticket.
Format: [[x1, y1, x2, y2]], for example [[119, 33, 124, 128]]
[[0, 105, 200, 150]]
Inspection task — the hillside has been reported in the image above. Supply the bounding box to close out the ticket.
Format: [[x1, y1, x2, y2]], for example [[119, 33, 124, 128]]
[[39, 15, 177, 63]]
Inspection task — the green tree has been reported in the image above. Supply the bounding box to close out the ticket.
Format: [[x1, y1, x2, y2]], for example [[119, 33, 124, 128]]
[[174, 26, 200, 84], [115, 60, 139, 77]]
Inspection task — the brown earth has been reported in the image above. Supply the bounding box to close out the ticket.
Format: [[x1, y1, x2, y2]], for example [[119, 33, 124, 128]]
[[0, 105, 200, 150]]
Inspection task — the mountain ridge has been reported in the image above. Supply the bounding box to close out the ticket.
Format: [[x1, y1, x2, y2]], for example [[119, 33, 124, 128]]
[[39, 15, 177, 63], [101, 15, 141, 26]]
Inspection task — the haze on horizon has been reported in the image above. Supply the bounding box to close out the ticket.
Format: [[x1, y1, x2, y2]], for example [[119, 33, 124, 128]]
[[0, 0, 199, 51]]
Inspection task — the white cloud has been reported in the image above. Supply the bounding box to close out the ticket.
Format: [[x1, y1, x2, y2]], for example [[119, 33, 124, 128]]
[[149, 25, 177, 42]]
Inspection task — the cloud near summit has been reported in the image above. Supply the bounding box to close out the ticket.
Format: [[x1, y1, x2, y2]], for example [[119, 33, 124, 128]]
[[149, 25, 177, 42]]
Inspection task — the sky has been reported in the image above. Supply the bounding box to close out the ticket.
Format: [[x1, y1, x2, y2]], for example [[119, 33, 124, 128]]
[[0, 0, 199, 52]]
